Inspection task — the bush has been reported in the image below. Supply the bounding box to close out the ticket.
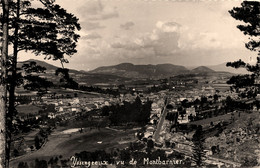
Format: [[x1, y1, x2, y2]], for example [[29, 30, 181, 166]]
[[242, 156, 258, 167], [13, 149, 19, 157], [18, 162, 29, 168], [147, 139, 154, 149], [165, 140, 171, 148]]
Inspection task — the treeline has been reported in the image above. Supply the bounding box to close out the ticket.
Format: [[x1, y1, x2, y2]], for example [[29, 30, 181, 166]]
[[79, 85, 120, 96], [102, 96, 152, 126], [16, 95, 32, 104], [34, 128, 52, 150]]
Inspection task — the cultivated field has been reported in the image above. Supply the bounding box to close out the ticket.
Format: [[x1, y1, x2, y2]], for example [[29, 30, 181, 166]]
[[16, 104, 42, 115]]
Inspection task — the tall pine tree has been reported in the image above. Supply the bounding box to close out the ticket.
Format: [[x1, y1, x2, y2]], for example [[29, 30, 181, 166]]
[[227, 1, 260, 98], [192, 125, 205, 167], [1, 0, 81, 164]]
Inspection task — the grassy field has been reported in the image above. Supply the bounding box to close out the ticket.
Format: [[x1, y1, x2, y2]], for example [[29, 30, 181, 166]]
[[16, 104, 42, 115], [188, 111, 248, 126], [48, 88, 103, 98], [16, 87, 103, 99], [10, 128, 136, 168]]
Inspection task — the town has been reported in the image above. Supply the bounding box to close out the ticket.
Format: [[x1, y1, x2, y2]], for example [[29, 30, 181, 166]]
[[9, 67, 260, 167]]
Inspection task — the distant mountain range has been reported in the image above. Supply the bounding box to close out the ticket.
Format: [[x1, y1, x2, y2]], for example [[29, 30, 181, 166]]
[[90, 63, 190, 79], [90, 63, 242, 79], [191, 66, 215, 73], [17, 59, 248, 84], [18, 59, 129, 85], [208, 63, 248, 74], [18, 59, 58, 71]]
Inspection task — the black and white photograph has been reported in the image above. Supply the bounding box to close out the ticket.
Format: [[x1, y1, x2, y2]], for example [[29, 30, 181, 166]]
[[0, 0, 260, 167]]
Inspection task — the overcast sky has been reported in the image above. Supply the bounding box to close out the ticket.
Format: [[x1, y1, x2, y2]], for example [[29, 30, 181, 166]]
[[18, 0, 257, 71]]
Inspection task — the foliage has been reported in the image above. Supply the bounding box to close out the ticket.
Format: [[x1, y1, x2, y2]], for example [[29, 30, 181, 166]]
[[16, 61, 53, 95], [192, 125, 205, 167], [101, 105, 110, 116], [129, 141, 145, 151], [227, 1, 260, 97], [35, 159, 48, 168], [120, 149, 131, 163], [109, 96, 152, 126], [79, 85, 120, 96], [147, 139, 154, 149], [166, 104, 173, 109], [181, 99, 190, 108], [166, 112, 178, 123], [242, 156, 258, 167], [22, 61, 46, 73], [3, 0, 81, 61], [41, 104, 56, 113], [17, 161, 29, 168], [55, 68, 78, 89], [34, 135, 41, 150], [229, 2, 260, 50], [213, 94, 219, 102], [1, 0, 81, 164], [149, 149, 167, 161], [227, 74, 255, 89]]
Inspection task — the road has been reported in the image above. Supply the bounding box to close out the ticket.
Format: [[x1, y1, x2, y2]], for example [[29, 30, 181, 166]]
[[153, 97, 168, 142]]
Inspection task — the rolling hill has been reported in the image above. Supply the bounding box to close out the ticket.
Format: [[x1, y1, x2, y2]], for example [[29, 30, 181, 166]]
[[191, 66, 215, 73], [90, 63, 189, 79], [18, 59, 59, 71], [17, 60, 237, 85], [17, 59, 130, 85], [208, 63, 249, 74]]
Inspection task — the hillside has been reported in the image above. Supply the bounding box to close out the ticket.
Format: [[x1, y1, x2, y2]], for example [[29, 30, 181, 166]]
[[191, 66, 215, 73], [204, 111, 260, 167], [18, 59, 58, 71], [90, 63, 189, 79], [90, 63, 233, 79], [17, 59, 129, 85], [208, 63, 249, 74], [17, 60, 235, 85]]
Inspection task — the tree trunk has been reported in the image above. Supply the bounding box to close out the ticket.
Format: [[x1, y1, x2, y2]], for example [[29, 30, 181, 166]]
[[0, 0, 10, 167], [7, 0, 20, 165]]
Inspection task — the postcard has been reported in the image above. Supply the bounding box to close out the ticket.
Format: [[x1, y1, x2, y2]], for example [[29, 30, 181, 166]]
[[0, 0, 258, 167]]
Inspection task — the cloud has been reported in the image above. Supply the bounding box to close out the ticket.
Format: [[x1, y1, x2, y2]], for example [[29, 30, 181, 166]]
[[111, 38, 148, 50], [156, 21, 181, 33], [78, 1, 119, 21], [82, 20, 226, 63], [111, 21, 181, 56], [85, 47, 101, 55], [178, 30, 223, 50], [194, 32, 222, 49], [80, 20, 231, 65], [78, 1, 119, 34], [81, 21, 106, 30], [120, 22, 135, 30], [81, 32, 102, 40]]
